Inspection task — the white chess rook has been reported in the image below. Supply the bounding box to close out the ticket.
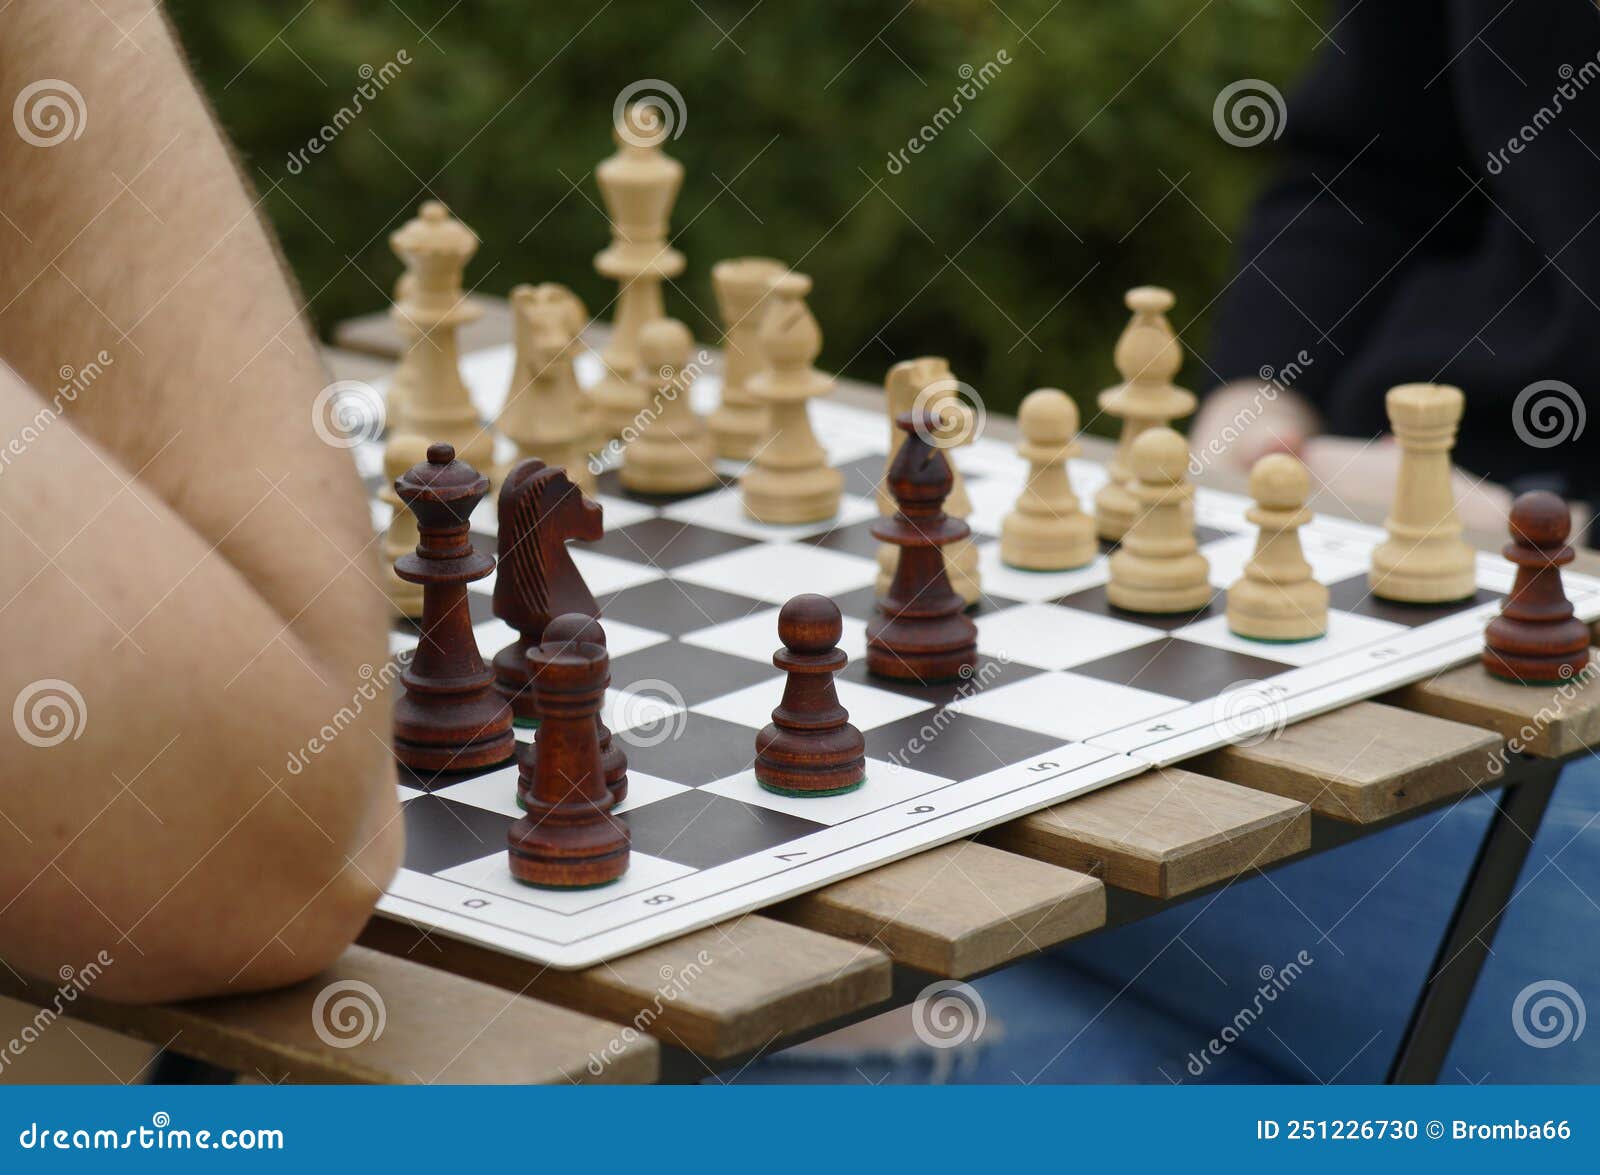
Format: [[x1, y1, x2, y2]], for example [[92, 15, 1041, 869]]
[[1369, 383, 1477, 603]]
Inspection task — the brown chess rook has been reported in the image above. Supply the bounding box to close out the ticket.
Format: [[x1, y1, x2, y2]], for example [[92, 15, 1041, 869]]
[[755, 595, 866, 796], [1482, 491, 1592, 685], [518, 613, 628, 809], [491, 460, 603, 721], [507, 623, 630, 889], [392, 444, 515, 773], [866, 410, 978, 682]]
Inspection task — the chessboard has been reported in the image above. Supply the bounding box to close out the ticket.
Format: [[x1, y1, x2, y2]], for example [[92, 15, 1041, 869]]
[[354, 345, 1600, 969]]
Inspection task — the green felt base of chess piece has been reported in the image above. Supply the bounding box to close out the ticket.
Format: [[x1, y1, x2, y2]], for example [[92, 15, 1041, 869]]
[[758, 776, 865, 799]]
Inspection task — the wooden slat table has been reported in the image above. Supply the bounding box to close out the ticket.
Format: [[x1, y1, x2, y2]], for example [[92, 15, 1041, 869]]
[[10, 299, 1595, 1085]]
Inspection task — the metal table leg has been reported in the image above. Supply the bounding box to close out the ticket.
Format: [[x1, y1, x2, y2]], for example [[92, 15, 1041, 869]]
[[1387, 758, 1564, 1083]]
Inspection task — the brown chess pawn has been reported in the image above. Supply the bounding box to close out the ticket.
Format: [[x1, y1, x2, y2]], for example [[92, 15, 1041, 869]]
[[866, 410, 978, 682], [392, 444, 515, 773], [490, 459, 602, 721], [517, 613, 628, 810], [1483, 491, 1591, 685], [755, 595, 867, 797], [507, 623, 630, 889]]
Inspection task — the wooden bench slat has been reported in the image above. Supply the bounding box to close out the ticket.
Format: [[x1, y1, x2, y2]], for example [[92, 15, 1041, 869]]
[[769, 841, 1104, 977], [982, 767, 1310, 898], [1193, 700, 1502, 823], [1392, 650, 1600, 759], [0, 946, 656, 1085], [363, 913, 890, 1060]]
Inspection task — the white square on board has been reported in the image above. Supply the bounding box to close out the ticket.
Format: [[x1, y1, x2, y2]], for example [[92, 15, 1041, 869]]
[[437, 851, 695, 916], [681, 607, 869, 665], [570, 547, 667, 594], [701, 758, 954, 824], [435, 763, 522, 817], [976, 602, 1163, 670], [662, 486, 878, 541], [1170, 609, 1409, 667], [975, 541, 1109, 603], [674, 542, 878, 604], [949, 671, 1184, 742], [693, 675, 932, 732]]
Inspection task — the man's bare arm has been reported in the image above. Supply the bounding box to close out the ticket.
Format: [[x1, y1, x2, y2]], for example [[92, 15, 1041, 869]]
[[0, 1, 400, 999]]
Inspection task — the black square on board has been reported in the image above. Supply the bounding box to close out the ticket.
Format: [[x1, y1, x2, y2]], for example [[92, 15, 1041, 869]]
[[609, 642, 779, 706], [400, 794, 515, 875], [838, 651, 1041, 705], [598, 577, 767, 636], [865, 710, 1065, 780], [619, 710, 762, 786], [835, 454, 887, 499], [803, 519, 883, 559], [1324, 574, 1501, 627], [1052, 582, 1225, 631], [1069, 636, 1293, 702], [578, 517, 757, 569], [624, 790, 828, 870]]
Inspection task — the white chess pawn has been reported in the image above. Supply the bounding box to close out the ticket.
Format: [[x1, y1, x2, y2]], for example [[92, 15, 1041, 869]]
[[1001, 389, 1096, 570], [1227, 454, 1328, 641], [1094, 287, 1195, 541], [620, 318, 718, 495], [741, 272, 842, 523], [1369, 383, 1477, 603], [1107, 427, 1211, 614]]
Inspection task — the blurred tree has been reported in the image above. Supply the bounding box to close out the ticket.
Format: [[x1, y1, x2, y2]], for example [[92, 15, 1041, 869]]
[[167, 0, 1319, 428]]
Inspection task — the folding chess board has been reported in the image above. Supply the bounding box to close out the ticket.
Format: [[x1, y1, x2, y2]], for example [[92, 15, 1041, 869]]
[[356, 348, 1600, 968]]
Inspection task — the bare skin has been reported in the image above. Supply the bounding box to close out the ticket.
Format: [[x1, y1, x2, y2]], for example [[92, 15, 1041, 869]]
[[0, 1, 400, 1001]]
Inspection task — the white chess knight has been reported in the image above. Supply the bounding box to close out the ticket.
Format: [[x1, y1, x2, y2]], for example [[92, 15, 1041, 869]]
[[1227, 454, 1328, 641]]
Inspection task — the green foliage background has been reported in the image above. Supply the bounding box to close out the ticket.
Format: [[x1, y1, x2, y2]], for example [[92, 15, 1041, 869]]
[[165, 0, 1320, 429]]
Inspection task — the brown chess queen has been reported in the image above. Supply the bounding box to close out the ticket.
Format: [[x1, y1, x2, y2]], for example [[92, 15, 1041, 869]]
[[866, 410, 979, 683], [1483, 491, 1592, 685], [392, 443, 515, 773], [755, 595, 866, 796]]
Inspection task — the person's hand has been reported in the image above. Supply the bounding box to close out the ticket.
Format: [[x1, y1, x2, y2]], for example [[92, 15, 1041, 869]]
[[1189, 380, 1321, 476], [1300, 435, 1513, 535]]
